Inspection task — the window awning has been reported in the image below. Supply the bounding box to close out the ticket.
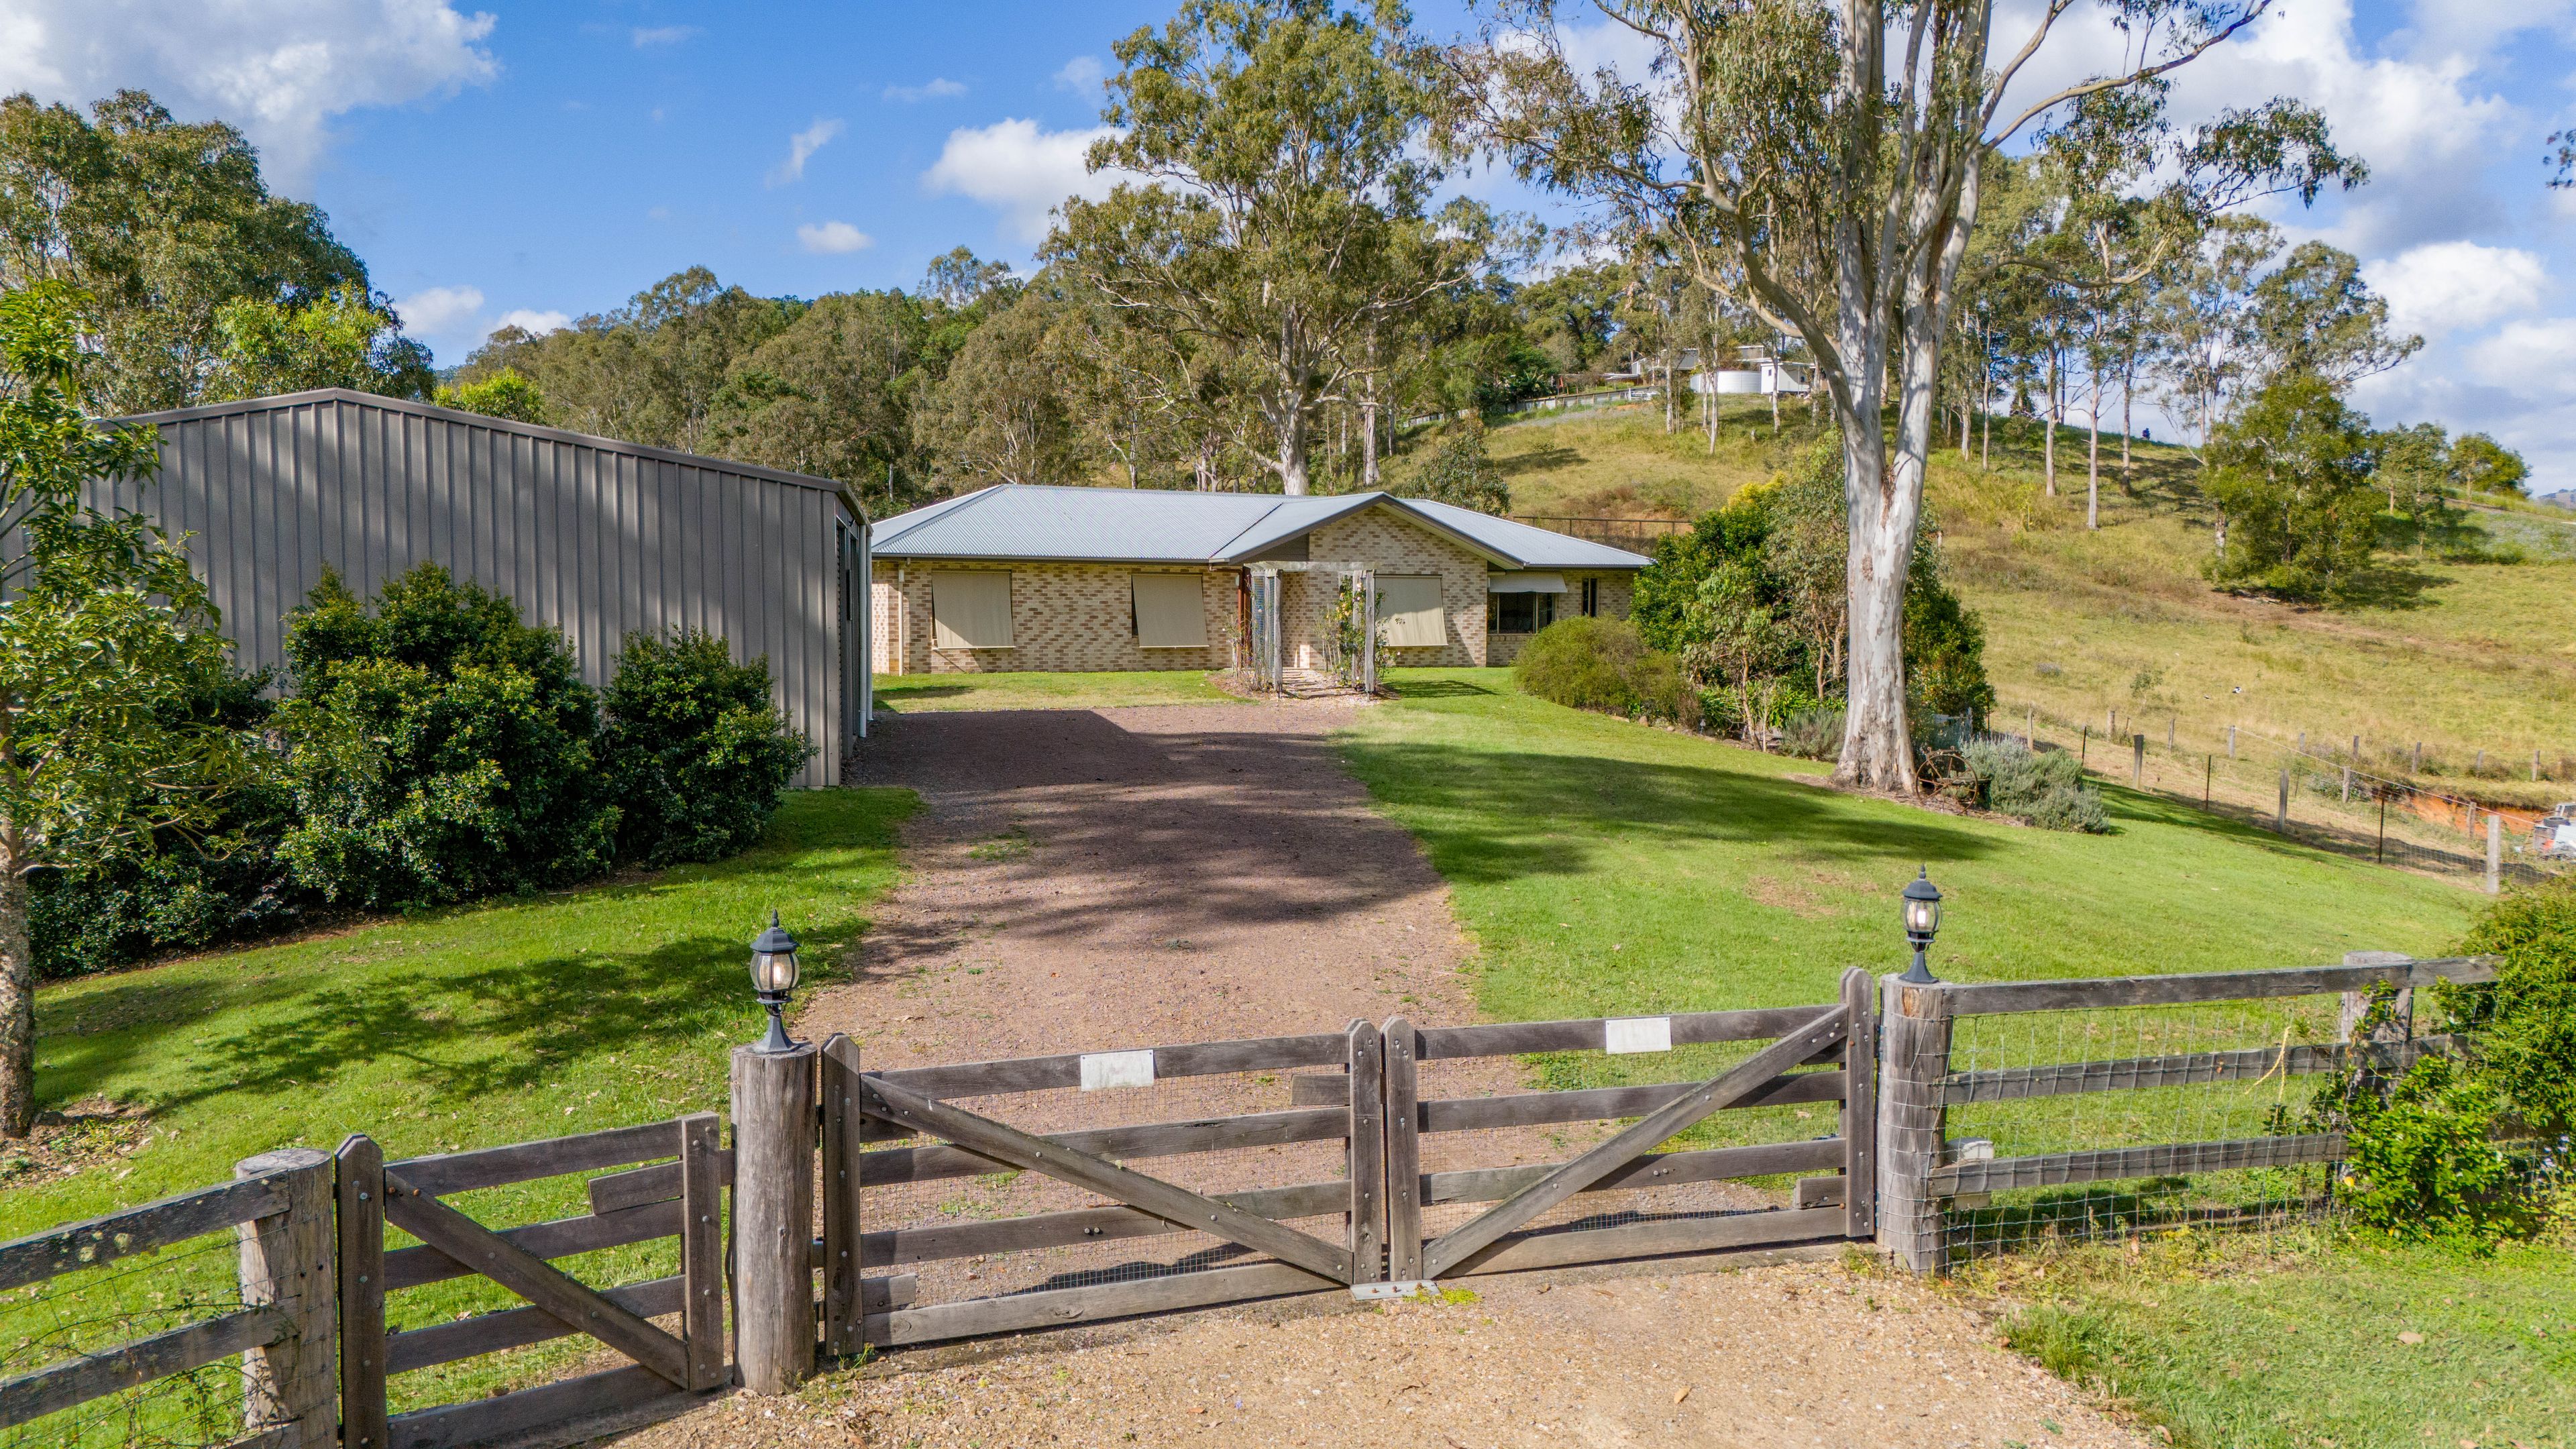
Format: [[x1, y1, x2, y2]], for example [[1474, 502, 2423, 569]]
[[1487, 572, 1566, 593]]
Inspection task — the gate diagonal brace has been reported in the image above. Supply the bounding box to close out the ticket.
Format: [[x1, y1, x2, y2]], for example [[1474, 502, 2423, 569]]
[[859, 1074, 1356, 1285], [1421, 1004, 1851, 1281], [380, 1169, 690, 1389]]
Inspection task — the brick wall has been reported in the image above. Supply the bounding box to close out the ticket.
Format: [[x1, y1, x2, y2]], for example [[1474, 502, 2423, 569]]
[[870, 562, 1240, 674], [867, 510, 1640, 676], [1485, 569, 1638, 666], [1281, 506, 1489, 669]]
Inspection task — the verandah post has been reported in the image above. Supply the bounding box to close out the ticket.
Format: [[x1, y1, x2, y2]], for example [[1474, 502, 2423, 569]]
[[1874, 977, 1952, 1274], [732, 1040, 818, 1394], [237, 1146, 336, 1447]]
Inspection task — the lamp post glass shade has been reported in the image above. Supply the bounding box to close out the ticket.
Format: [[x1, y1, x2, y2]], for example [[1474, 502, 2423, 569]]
[[749, 913, 802, 1053], [1899, 869, 1943, 983]]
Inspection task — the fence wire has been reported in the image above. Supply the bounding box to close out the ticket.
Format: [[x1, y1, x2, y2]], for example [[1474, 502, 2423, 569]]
[[1413, 1039, 1838, 1251], [0, 1231, 250, 1449], [1967, 706, 2575, 894], [859, 1066, 1352, 1306], [1938, 992, 2357, 1265]]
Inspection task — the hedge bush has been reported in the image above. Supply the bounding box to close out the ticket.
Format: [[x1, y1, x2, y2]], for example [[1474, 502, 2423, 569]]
[[29, 567, 812, 973], [1512, 617, 1699, 728], [276, 566, 616, 908], [604, 631, 814, 868], [1958, 739, 2108, 833]]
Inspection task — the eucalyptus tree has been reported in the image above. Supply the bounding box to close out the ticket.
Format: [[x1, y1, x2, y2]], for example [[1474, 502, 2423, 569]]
[[0, 91, 368, 412], [1, 284, 246, 1136], [1444, 0, 2349, 791], [1051, 0, 1487, 495]]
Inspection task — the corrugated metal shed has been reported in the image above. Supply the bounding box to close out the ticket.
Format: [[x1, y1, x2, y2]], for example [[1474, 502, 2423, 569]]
[[89, 388, 866, 788], [871, 484, 1652, 570]]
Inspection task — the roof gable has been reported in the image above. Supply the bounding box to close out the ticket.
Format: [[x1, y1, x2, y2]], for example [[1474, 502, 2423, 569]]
[[866, 484, 1652, 570]]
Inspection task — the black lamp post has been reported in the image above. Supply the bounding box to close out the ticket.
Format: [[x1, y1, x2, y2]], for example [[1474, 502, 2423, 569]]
[[749, 912, 803, 1054], [1899, 868, 1943, 985]]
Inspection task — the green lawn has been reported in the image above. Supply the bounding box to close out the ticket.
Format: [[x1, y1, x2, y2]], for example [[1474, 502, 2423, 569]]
[[1346, 672, 2551, 1443], [5, 787, 914, 1424], [872, 669, 1240, 712], [1994, 1232, 2576, 1449], [1351, 669, 2477, 1020]]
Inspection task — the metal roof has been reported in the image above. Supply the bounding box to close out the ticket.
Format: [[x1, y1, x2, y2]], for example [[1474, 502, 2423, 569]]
[[111, 387, 857, 500], [870, 484, 1650, 570]]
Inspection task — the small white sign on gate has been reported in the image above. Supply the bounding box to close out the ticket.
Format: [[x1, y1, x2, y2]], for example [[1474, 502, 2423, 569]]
[[1603, 1016, 1673, 1054], [1079, 1049, 1157, 1091]]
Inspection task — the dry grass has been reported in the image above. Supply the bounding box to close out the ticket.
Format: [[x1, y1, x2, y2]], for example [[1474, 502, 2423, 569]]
[[1478, 404, 2576, 788]]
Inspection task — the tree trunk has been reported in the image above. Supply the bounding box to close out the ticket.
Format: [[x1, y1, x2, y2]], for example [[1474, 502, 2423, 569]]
[[2086, 368, 2102, 531], [2043, 347, 2058, 497], [0, 826, 34, 1139], [2120, 356, 2134, 475], [1980, 406, 1990, 471], [1277, 391, 1311, 496], [1361, 390, 1380, 490]]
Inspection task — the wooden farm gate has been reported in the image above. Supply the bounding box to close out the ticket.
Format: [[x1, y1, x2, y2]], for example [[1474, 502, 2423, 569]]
[[1383, 969, 1875, 1283], [333, 1116, 728, 1449], [822, 1023, 1388, 1348]]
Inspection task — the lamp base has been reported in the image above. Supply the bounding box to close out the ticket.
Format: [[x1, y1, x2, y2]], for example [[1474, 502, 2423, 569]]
[[755, 996, 799, 1054]]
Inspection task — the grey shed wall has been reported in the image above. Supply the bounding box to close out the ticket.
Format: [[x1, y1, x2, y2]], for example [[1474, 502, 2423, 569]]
[[90, 388, 865, 788]]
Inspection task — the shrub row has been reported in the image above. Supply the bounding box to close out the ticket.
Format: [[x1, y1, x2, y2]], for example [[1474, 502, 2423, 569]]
[[1511, 616, 1701, 729], [28, 565, 812, 977]]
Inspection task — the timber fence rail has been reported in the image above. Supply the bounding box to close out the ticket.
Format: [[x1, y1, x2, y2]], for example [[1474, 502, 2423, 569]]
[[1873, 953, 2499, 1272], [0, 1148, 333, 1449], [339, 1115, 728, 1449]]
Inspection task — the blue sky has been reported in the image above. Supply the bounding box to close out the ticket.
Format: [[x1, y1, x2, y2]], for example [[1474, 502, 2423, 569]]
[[6, 1, 2576, 488]]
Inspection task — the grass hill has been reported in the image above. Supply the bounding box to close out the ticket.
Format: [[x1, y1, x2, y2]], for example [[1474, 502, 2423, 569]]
[[1470, 398, 2576, 799]]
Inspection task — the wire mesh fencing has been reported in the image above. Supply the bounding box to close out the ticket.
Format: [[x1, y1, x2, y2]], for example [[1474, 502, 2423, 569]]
[[1929, 980, 2436, 1267], [0, 1230, 252, 1449]]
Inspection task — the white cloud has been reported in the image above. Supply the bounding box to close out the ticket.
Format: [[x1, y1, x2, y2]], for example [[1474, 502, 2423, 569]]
[[796, 221, 874, 255], [492, 308, 570, 337], [393, 284, 484, 335], [1052, 56, 1104, 94], [922, 117, 1126, 243], [883, 78, 967, 103], [2366, 241, 2549, 337], [0, 0, 498, 189], [767, 117, 845, 186], [630, 25, 698, 48]]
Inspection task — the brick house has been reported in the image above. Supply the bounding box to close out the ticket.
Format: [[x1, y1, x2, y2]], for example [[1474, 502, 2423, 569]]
[[867, 485, 1650, 676]]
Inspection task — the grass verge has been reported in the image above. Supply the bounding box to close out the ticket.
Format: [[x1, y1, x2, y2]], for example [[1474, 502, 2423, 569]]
[[1979, 1230, 2576, 1449], [871, 669, 1240, 713], [5, 786, 914, 1419]]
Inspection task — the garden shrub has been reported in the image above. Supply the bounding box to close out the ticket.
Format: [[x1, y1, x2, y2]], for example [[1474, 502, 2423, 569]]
[[1778, 706, 1843, 761], [25, 664, 308, 978], [602, 631, 812, 868], [274, 566, 616, 907], [1959, 739, 2108, 832], [1513, 616, 1699, 728], [2324, 881, 2576, 1245]]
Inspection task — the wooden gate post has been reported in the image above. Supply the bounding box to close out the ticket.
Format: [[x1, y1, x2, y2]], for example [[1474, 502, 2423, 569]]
[[1382, 1017, 1423, 1283], [732, 1041, 817, 1395], [1838, 967, 1877, 1240], [1874, 977, 1953, 1274], [335, 1135, 388, 1449], [1344, 1020, 1387, 1284], [236, 1147, 335, 1447], [818, 1034, 863, 1360]]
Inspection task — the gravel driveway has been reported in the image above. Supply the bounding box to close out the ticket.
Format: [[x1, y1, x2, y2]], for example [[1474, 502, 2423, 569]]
[[618, 698, 2141, 1449]]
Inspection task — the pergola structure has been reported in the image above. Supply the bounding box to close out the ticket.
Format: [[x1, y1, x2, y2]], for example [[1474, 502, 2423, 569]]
[[1244, 561, 1377, 695]]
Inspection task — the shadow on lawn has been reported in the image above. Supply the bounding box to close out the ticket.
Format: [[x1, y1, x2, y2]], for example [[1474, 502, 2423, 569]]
[[34, 796, 910, 1120], [1382, 677, 1495, 698], [1338, 737, 1998, 884]]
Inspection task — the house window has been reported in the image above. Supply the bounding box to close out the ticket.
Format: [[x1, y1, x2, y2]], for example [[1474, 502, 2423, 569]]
[[1377, 575, 1445, 647], [1132, 573, 1206, 648], [1581, 578, 1600, 617], [1487, 590, 1555, 635], [931, 571, 1014, 649]]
